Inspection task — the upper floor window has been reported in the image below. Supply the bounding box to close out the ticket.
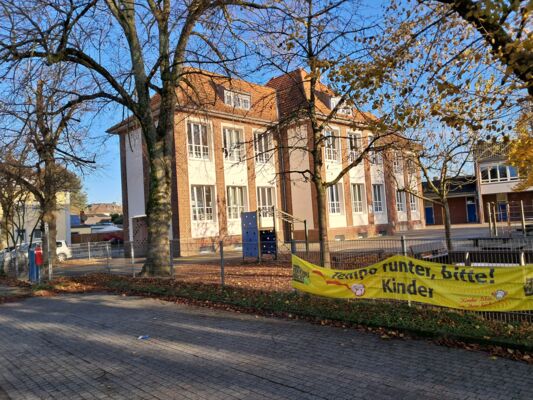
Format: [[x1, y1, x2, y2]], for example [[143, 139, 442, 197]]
[[330, 96, 353, 116], [393, 152, 403, 173], [480, 164, 519, 183], [370, 150, 382, 165], [328, 184, 342, 214], [254, 131, 272, 164], [223, 127, 245, 162], [406, 158, 418, 174], [348, 132, 362, 162], [367, 134, 382, 165], [187, 122, 210, 160], [224, 90, 251, 110], [324, 130, 340, 162]]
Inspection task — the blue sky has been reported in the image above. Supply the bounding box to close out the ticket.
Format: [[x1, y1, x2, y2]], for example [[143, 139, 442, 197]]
[[83, 109, 123, 204]]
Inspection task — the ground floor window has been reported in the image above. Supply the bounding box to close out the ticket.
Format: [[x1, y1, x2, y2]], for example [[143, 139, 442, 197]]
[[396, 190, 406, 212], [410, 192, 418, 211], [227, 186, 246, 219], [372, 184, 385, 213], [351, 183, 365, 213], [191, 185, 214, 221], [328, 184, 342, 214], [257, 186, 274, 217]]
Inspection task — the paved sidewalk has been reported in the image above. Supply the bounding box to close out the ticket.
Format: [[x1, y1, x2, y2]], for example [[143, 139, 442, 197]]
[[0, 285, 30, 299], [0, 294, 531, 400]]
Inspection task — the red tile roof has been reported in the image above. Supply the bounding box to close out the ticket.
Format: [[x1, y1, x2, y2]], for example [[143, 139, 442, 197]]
[[266, 68, 374, 124]]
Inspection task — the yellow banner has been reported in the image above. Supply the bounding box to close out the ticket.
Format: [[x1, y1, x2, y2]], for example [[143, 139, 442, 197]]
[[291, 255, 533, 311]]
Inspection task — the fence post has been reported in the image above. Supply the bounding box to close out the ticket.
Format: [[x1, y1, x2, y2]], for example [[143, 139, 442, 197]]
[[520, 251, 525, 267], [506, 203, 511, 233], [45, 223, 52, 281], [14, 248, 19, 280], [219, 240, 225, 287], [400, 235, 407, 256], [521, 200, 526, 237], [130, 243, 135, 277], [304, 220, 309, 257], [106, 243, 111, 273], [272, 206, 278, 260], [492, 202, 499, 237], [487, 202, 493, 237], [257, 210, 262, 263]]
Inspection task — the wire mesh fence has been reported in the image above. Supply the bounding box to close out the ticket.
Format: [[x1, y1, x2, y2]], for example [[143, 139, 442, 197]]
[[2, 236, 533, 323]]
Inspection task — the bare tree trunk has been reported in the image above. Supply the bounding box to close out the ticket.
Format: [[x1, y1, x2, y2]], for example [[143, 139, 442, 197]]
[[314, 179, 331, 267], [141, 136, 172, 276], [442, 199, 453, 251]]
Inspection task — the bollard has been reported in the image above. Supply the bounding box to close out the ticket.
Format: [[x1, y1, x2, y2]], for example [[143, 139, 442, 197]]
[[219, 240, 225, 287], [465, 252, 471, 267], [400, 235, 407, 256], [520, 251, 525, 267], [28, 249, 37, 283]]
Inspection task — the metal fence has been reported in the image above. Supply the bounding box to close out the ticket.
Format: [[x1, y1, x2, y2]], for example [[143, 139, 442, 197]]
[[292, 236, 533, 268], [2, 236, 533, 323]]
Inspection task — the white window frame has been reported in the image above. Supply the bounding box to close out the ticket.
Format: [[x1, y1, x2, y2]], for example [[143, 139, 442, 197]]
[[351, 183, 365, 213], [187, 121, 210, 160], [372, 184, 385, 213], [393, 152, 403, 173], [396, 190, 406, 212], [191, 185, 215, 222], [330, 96, 353, 115], [254, 131, 272, 164], [257, 186, 275, 218], [480, 163, 520, 183], [324, 129, 340, 162], [226, 186, 247, 220], [367, 134, 382, 165], [223, 127, 245, 162], [348, 132, 362, 162], [328, 184, 342, 214], [409, 192, 418, 211], [224, 89, 251, 110]]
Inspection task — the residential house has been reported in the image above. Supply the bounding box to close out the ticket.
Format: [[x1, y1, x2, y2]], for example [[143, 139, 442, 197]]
[[0, 192, 71, 248], [474, 140, 533, 223]]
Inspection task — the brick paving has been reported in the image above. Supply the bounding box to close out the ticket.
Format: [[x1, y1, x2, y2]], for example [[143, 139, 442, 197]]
[[0, 294, 532, 400]]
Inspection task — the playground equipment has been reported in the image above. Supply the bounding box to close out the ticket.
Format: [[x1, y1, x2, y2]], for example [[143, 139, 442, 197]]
[[241, 206, 309, 261]]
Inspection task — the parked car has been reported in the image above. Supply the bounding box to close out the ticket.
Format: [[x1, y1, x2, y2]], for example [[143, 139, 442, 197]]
[[6, 240, 72, 265], [54, 240, 72, 262]]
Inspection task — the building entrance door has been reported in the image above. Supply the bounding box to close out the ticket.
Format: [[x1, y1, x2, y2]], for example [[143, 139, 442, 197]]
[[425, 206, 434, 225], [466, 198, 477, 223]]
